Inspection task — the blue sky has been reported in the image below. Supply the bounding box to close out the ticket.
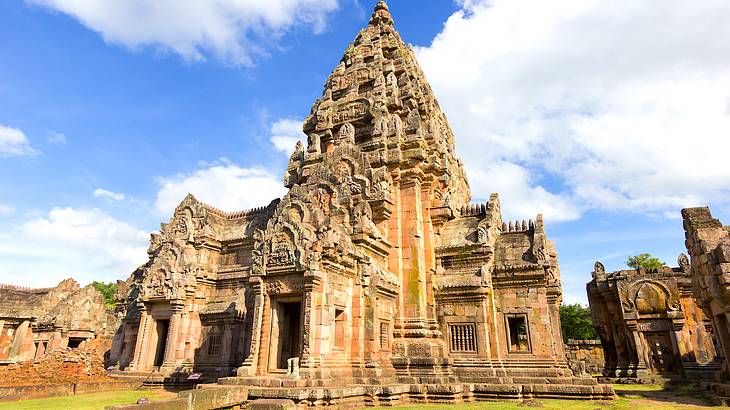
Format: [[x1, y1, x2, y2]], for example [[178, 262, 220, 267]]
[[1, 0, 729, 304]]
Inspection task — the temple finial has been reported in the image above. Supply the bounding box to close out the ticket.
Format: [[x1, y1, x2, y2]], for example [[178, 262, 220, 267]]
[[370, 1, 393, 26]]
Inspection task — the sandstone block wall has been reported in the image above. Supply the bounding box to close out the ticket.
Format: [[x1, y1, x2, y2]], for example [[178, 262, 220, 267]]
[[564, 340, 604, 375]]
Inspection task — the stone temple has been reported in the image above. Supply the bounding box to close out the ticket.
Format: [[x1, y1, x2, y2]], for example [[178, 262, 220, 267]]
[[109, 2, 612, 406], [587, 259, 720, 383]]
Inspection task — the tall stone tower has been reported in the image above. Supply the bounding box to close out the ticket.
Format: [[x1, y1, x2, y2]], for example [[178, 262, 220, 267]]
[[109, 2, 613, 405], [286, 0, 470, 381]]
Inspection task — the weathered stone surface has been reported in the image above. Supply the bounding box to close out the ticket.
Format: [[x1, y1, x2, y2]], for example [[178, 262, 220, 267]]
[[0, 336, 114, 386], [249, 398, 296, 410], [682, 206, 730, 383], [108, 2, 611, 407], [0, 279, 116, 367], [564, 340, 604, 376], [587, 261, 720, 382]]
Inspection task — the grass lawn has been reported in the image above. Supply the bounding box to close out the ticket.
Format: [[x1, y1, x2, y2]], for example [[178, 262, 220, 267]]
[[390, 383, 716, 410], [0, 383, 717, 410], [0, 389, 177, 410]]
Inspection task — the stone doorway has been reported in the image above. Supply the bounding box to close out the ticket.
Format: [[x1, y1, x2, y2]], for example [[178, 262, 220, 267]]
[[644, 332, 676, 374], [715, 314, 730, 363], [269, 300, 302, 372], [153, 319, 169, 368]]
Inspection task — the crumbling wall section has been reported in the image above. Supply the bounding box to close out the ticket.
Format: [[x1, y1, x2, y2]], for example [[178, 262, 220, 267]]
[[565, 339, 604, 375]]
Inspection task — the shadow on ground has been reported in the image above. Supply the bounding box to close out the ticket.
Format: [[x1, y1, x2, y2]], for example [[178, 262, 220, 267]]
[[613, 383, 716, 408]]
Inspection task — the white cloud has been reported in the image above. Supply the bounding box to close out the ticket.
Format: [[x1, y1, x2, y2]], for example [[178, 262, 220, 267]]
[[0, 207, 149, 287], [28, 0, 339, 66], [0, 203, 14, 215], [416, 0, 730, 221], [0, 124, 37, 157], [47, 131, 67, 144], [93, 188, 125, 202], [155, 162, 286, 216], [270, 118, 306, 154]]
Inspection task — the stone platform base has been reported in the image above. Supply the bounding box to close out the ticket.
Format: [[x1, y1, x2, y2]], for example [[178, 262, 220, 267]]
[[109, 377, 614, 409], [699, 382, 730, 406], [109, 370, 196, 390], [598, 375, 679, 385]]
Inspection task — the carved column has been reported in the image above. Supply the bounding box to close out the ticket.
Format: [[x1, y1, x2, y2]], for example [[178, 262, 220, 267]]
[[300, 281, 318, 369], [237, 277, 264, 376], [129, 306, 151, 371], [628, 324, 649, 378], [162, 307, 183, 368]]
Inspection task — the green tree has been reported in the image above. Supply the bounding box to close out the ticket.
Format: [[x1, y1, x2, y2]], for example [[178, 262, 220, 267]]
[[92, 281, 118, 307], [626, 253, 665, 270], [560, 303, 599, 341]]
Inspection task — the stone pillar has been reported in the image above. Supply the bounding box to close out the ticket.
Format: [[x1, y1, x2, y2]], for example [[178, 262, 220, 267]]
[[629, 327, 650, 378], [547, 293, 562, 359], [129, 307, 151, 371], [237, 277, 264, 376], [670, 321, 685, 371], [9, 320, 34, 361], [162, 308, 183, 369], [390, 175, 451, 382], [300, 286, 315, 368]]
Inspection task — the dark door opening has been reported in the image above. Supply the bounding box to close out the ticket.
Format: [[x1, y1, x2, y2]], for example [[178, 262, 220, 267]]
[[645, 331, 676, 374], [715, 314, 730, 362], [507, 316, 529, 352], [153, 319, 169, 367], [67, 338, 84, 349], [276, 302, 301, 369]]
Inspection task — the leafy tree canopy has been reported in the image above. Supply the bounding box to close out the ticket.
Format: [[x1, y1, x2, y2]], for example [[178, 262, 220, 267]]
[[92, 281, 117, 307], [560, 303, 599, 341], [626, 253, 665, 270]]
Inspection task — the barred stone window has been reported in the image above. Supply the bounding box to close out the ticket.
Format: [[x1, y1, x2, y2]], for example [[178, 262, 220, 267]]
[[208, 334, 222, 356], [380, 321, 389, 350], [449, 323, 477, 353]]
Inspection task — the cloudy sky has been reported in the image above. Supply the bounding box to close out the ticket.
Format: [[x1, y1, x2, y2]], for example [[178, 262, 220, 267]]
[[1, 0, 728, 303]]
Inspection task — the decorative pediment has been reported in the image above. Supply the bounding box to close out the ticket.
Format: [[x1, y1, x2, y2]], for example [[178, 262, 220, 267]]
[[621, 279, 681, 315]]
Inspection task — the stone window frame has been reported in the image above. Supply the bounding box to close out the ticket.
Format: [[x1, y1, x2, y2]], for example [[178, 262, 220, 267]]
[[505, 314, 531, 354], [333, 307, 347, 351]]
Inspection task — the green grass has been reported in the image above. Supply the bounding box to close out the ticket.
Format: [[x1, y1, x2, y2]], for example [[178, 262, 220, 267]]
[[0, 384, 715, 410], [387, 398, 629, 410], [384, 383, 716, 410], [0, 389, 177, 410], [612, 383, 667, 392]]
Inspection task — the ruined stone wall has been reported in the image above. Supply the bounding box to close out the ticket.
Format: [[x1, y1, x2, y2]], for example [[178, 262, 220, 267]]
[[565, 340, 604, 375], [0, 336, 113, 386], [588, 261, 719, 381], [0, 279, 117, 364], [682, 206, 730, 381]]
